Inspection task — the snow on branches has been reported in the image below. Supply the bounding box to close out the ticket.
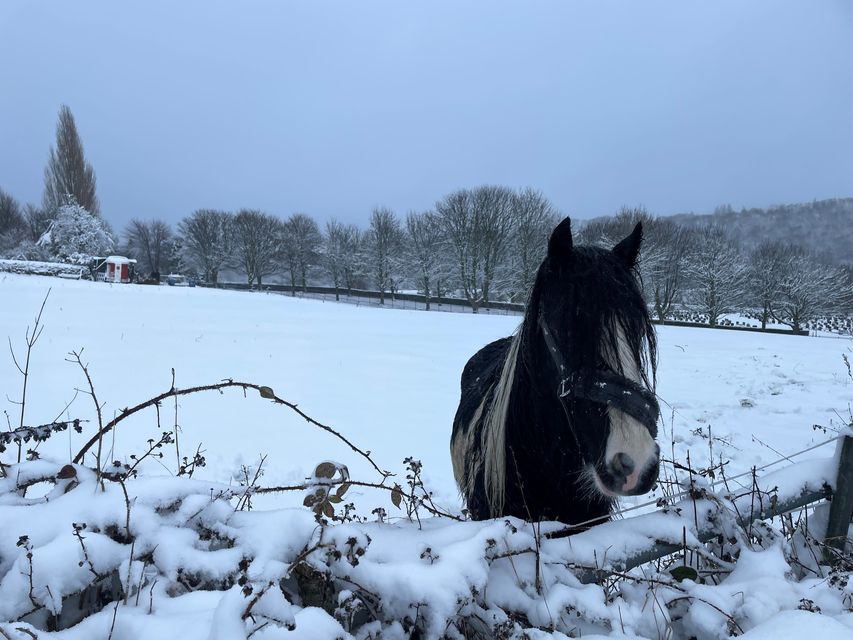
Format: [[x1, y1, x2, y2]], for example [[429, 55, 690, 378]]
[[37, 201, 114, 264]]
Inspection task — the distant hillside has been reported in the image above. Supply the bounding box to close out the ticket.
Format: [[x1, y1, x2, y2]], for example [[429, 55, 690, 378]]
[[664, 197, 853, 265]]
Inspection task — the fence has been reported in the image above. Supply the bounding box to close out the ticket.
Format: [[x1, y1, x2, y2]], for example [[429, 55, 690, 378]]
[[207, 282, 811, 335]]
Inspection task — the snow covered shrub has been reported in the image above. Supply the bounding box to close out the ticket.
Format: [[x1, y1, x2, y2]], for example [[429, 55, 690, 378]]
[[37, 201, 114, 263], [6, 239, 53, 262]]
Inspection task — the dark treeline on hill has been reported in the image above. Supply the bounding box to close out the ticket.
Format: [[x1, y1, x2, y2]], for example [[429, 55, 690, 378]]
[[665, 198, 853, 267]]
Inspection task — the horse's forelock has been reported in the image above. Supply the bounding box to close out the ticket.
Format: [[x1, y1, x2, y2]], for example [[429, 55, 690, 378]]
[[529, 245, 656, 385]]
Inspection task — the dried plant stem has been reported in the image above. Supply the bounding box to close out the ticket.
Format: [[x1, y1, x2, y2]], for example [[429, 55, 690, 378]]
[[7, 289, 50, 463], [72, 380, 389, 478], [67, 350, 105, 478]]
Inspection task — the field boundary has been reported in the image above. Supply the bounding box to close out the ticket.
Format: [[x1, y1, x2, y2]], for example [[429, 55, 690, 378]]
[[207, 282, 811, 336]]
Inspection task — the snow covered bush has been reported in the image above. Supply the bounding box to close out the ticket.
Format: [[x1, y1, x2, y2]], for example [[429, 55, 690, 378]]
[[37, 201, 114, 263]]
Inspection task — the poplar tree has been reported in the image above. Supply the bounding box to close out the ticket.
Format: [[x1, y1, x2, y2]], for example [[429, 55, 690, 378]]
[[43, 105, 100, 216]]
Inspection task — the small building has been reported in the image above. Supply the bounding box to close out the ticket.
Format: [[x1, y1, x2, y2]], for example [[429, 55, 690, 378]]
[[103, 256, 136, 283]]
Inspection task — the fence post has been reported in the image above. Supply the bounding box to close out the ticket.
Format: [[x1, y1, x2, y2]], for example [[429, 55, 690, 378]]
[[824, 435, 853, 562]]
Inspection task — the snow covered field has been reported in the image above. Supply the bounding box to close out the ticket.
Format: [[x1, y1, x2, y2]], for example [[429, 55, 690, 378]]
[[1, 273, 852, 638]]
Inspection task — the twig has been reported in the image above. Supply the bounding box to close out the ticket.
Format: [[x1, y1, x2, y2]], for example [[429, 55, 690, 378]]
[[72, 380, 390, 478], [72, 523, 103, 580], [67, 350, 105, 480], [171, 369, 181, 472], [8, 289, 50, 463], [235, 455, 267, 512]]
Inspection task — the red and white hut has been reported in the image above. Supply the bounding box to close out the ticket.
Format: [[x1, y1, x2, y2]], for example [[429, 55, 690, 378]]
[[104, 256, 135, 283]]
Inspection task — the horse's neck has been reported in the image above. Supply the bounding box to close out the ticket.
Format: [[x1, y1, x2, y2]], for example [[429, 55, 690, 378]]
[[511, 325, 561, 422]]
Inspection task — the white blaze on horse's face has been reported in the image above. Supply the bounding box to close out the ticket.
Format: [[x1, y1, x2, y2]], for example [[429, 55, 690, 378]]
[[598, 327, 659, 496]]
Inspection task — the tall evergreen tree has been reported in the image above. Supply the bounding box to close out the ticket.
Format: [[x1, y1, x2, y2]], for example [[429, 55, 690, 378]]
[[43, 105, 100, 216]]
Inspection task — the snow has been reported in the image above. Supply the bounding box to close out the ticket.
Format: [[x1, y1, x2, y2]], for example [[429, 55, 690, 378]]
[[1, 273, 852, 638], [0, 259, 83, 279], [737, 610, 853, 640]]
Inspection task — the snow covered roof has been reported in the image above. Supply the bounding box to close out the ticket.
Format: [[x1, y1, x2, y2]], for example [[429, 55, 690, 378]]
[[105, 255, 136, 265]]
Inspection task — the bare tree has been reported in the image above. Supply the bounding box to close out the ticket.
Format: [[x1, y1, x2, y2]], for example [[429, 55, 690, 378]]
[[0, 188, 27, 252], [280, 213, 322, 294], [232, 209, 281, 287], [646, 219, 691, 322], [508, 188, 559, 302], [125, 219, 173, 278], [771, 246, 848, 332], [178, 209, 234, 284], [436, 185, 514, 312], [405, 210, 446, 310], [367, 207, 403, 304], [685, 225, 748, 327], [324, 220, 363, 300], [748, 241, 790, 330], [341, 226, 365, 293], [42, 105, 100, 216]]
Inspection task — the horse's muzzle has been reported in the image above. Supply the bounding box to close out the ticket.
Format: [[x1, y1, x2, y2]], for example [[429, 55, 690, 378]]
[[597, 443, 660, 496]]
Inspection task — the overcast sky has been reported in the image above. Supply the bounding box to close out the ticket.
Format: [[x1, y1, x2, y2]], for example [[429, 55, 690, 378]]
[[1, 0, 852, 231]]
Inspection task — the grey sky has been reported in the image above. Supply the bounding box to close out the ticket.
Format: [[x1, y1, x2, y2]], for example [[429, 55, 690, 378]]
[[1, 0, 852, 231]]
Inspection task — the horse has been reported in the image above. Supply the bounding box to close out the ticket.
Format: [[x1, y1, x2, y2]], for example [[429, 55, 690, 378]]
[[450, 217, 660, 527]]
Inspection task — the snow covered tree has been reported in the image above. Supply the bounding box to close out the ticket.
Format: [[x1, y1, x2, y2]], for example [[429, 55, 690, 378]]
[[42, 105, 100, 216], [645, 218, 691, 322], [125, 219, 173, 278], [367, 207, 403, 304], [232, 209, 281, 287], [685, 225, 748, 327], [405, 210, 446, 309], [323, 220, 351, 300], [436, 185, 514, 312], [280, 213, 322, 293], [771, 246, 848, 332], [747, 241, 790, 330], [507, 188, 559, 302], [38, 200, 113, 263], [323, 220, 366, 299], [178, 209, 234, 284]]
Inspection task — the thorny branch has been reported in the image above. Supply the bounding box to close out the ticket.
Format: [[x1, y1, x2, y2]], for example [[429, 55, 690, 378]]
[[72, 380, 390, 478]]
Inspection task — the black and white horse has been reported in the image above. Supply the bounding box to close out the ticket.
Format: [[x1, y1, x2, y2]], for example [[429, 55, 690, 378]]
[[451, 217, 660, 526]]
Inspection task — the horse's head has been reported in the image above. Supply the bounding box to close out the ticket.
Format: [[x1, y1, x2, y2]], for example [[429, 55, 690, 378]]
[[527, 217, 660, 498]]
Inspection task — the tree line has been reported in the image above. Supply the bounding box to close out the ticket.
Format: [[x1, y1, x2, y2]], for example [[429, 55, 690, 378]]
[[578, 208, 852, 332], [123, 184, 561, 313], [1, 104, 851, 331]]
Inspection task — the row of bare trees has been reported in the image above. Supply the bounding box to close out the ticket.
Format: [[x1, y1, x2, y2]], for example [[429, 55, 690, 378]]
[[125, 186, 558, 312]]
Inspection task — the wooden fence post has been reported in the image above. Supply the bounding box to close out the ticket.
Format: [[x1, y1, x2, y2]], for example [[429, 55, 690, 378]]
[[824, 434, 853, 563]]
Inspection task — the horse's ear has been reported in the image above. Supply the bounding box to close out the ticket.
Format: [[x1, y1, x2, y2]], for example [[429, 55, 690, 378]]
[[613, 222, 642, 267], [548, 217, 573, 259]]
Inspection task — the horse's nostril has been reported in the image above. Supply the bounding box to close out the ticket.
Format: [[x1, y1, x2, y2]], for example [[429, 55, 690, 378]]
[[610, 452, 635, 479]]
